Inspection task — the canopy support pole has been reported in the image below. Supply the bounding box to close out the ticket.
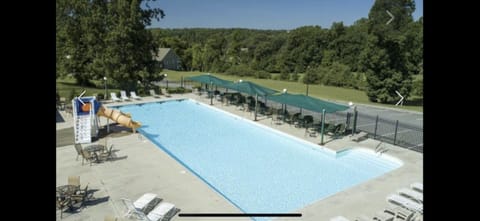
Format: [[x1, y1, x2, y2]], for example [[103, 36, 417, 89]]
[[254, 94, 258, 121], [320, 109, 326, 145]]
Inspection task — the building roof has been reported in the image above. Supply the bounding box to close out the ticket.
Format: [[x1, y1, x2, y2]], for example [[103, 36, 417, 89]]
[[155, 48, 173, 61]]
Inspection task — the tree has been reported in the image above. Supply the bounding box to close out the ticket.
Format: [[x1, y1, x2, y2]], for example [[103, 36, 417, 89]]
[[303, 66, 319, 84], [56, 0, 164, 91], [362, 0, 416, 103]]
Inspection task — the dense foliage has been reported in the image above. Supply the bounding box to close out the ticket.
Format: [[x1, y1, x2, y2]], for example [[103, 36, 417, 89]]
[[57, 0, 422, 104], [151, 0, 422, 103], [56, 0, 165, 92]]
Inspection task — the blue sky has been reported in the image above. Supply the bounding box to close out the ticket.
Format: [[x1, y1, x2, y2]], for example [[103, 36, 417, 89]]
[[146, 0, 423, 30]]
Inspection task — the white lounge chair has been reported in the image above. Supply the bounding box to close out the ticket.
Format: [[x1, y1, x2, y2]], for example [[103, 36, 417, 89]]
[[111, 92, 121, 102], [161, 88, 171, 97], [387, 194, 423, 214], [354, 215, 371, 221], [410, 182, 423, 193], [397, 187, 423, 203], [373, 211, 394, 221], [384, 205, 415, 221], [330, 216, 350, 221], [147, 201, 179, 221], [351, 131, 368, 142], [130, 91, 142, 100], [122, 193, 159, 219], [120, 90, 130, 101], [150, 89, 160, 98]]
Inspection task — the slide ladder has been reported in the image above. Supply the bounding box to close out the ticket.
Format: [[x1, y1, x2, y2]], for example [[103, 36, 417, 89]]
[[73, 96, 99, 143]]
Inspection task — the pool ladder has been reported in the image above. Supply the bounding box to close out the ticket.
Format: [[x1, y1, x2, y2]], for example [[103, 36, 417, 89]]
[[375, 142, 389, 156]]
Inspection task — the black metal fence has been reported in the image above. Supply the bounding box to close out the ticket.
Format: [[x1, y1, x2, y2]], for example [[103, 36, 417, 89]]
[[160, 80, 423, 152], [348, 111, 423, 152], [250, 98, 423, 153]]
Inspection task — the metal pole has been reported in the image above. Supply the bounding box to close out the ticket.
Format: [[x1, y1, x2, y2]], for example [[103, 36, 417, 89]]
[[210, 82, 213, 105], [104, 76, 108, 100], [393, 120, 399, 145], [346, 112, 351, 130], [352, 106, 358, 135], [254, 94, 258, 121], [320, 109, 326, 145], [374, 115, 379, 139]]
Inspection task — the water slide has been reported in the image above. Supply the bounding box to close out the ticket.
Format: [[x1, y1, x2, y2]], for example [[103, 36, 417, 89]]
[[97, 106, 142, 133]]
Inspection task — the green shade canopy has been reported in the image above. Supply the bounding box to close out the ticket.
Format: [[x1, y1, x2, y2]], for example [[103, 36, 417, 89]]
[[267, 92, 350, 113], [223, 80, 278, 96], [186, 74, 233, 88]]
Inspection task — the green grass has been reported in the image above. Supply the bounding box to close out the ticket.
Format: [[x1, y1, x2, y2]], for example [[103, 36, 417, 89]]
[[56, 71, 423, 112], [56, 76, 120, 100], [163, 70, 423, 112]]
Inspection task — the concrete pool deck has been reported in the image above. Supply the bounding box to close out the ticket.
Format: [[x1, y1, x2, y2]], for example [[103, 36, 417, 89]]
[[56, 93, 423, 220]]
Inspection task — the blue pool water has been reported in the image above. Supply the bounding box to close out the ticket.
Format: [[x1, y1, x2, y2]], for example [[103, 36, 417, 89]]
[[117, 99, 402, 219]]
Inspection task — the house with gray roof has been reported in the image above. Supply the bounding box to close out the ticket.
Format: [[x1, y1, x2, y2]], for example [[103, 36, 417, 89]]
[[154, 48, 182, 70]]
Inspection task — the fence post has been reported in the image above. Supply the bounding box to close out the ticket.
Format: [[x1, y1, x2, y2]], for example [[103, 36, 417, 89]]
[[346, 112, 351, 130], [393, 120, 399, 145], [320, 109, 326, 145], [181, 76, 184, 87], [352, 107, 358, 135], [374, 115, 379, 139]]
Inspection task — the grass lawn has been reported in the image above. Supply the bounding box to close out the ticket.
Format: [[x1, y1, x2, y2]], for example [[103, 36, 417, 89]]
[[56, 71, 422, 112], [163, 70, 423, 112], [56, 76, 120, 100]]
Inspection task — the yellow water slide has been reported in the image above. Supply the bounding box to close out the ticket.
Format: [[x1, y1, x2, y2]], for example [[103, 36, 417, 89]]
[[97, 106, 142, 133]]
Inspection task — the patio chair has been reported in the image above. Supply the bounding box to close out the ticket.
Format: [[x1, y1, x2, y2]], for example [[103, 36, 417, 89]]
[[161, 88, 171, 97], [130, 91, 142, 100], [397, 187, 423, 203], [120, 91, 130, 101], [99, 144, 115, 161], [70, 184, 90, 208], [387, 194, 423, 214], [333, 123, 346, 137], [323, 122, 337, 134], [410, 182, 423, 193], [150, 89, 161, 98], [74, 144, 83, 161], [68, 176, 80, 189], [80, 149, 98, 166], [147, 201, 180, 221], [56, 192, 72, 219], [302, 115, 314, 128], [111, 93, 121, 102]]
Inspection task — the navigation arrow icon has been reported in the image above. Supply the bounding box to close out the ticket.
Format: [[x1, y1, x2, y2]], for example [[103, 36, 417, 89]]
[[395, 90, 404, 106], [386, 10, 394, 25]]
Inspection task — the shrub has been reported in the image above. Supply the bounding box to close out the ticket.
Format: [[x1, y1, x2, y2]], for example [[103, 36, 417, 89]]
[[167, 87, 192, 94], [254, 70, 271, 79], [226, 64, 254, 77]]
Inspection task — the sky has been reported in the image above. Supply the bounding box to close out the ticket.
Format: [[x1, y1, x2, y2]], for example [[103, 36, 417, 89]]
[[146, 0, 423, 30]]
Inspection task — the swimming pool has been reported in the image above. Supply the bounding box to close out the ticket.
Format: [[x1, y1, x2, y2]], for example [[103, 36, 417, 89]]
[[117, 99, 402, 219]]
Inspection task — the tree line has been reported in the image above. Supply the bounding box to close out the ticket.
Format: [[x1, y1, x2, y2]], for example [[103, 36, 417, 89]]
[[151, 0, 422, 103], [56, 0, 422, 104]]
